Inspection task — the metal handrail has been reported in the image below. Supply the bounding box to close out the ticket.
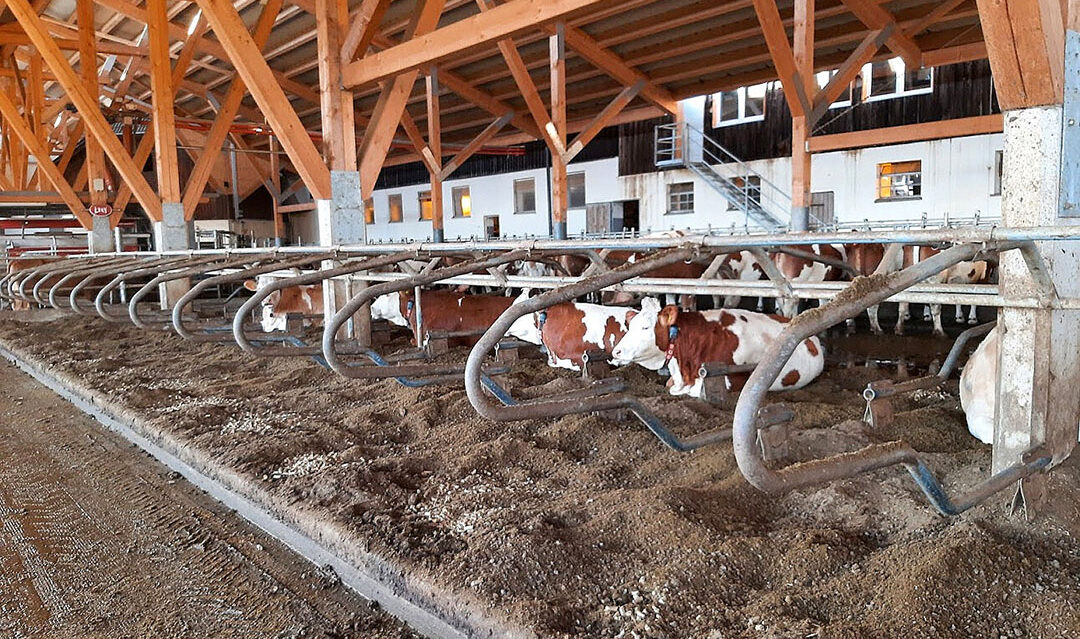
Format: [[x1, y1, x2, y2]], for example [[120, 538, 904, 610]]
[[94, 255, 224, 322], [68, 256, 192, 316], [729, 241, 1053, 516], [37, 257, 141, 308]]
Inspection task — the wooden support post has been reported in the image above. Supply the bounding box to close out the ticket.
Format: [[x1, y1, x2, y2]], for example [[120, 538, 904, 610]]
[[147, 0, 179, 204], [550, 23, 568, 239], [76, 0, 106, 208], [28, 54, 43, 190], [750, 0, 810, 118], [426, 68, 444, 242], [270, 135, 284, 245], [316, 0, 348, 170], [791, 0, 814, 231]]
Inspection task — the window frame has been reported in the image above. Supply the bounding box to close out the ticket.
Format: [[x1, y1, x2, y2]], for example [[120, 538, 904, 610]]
[[387, 193, 403, 223], [862, 58, 934, 103], [451, 185, 471, 218], [363, 198, 374, 224], [814, 70, 853, 109], [875, 160, 923, 202], [666, 182, 695, 215], [418, 190, 433, 221], [992, 150, 1004, 196], [513, 178, 537, 215], [712, 83, 769, 128], [567, 172, 586, 209]]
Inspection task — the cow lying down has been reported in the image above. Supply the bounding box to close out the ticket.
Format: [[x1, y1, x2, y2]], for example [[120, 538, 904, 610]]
[[370, 289, 513, 346], [244, 273, 323, 332], [612, 298, 825, 398], [506, 293, 635, 371]]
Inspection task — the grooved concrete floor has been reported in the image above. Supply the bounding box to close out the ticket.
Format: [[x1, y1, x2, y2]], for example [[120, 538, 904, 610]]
[[0, 360, 419, 639]]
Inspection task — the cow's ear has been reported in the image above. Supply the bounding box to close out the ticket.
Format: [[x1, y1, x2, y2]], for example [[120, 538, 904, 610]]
[[243, 280, 258, 291], [625, 310, 637, 323], [658, 305, 679, 328]]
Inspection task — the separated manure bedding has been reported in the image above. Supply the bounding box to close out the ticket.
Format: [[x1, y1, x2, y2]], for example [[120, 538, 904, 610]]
[[1, 316, 1078, 639]]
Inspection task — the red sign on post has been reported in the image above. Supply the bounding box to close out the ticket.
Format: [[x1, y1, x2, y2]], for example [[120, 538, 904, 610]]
[[88, 204, 113, 218]]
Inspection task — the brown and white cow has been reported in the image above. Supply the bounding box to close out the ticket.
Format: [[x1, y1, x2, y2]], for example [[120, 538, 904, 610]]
[[370, 289, 513, 346], [718, 250, 767, 310], [4, 258, 54, 310], [244, 273, 323, 332], [868, 244, 991, 336], [506, 294, 635, 371], [611, 297, 824, 398], [771, 244, 847, 317]]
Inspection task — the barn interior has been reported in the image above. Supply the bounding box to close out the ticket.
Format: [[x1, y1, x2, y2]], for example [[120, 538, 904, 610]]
[[1, 0, 1079, 637]]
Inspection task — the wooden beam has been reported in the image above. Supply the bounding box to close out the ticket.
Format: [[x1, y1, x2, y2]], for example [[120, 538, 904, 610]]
[[28, 53, 44, 189], [357, 0, 445, 196], [147, 0, 179, 203], [840, 0, 922, 67], [791, 0, 813, 222], [76, 0, 107, 207], [750, 0, 810, 118], [437, 66, 541, 139], [563, 78, 641, 163], [181, 0, 283, 217], [808, 25, 892, 125], [0, 33, 146, 56], [426, 68, 443, 237], [0, 89, 93, 227], [975, 0, 1063, 109], [342, 0, 614, 89], [6, 0, 161, 220], [270, 135, 284, 241], [56, 120, 83, 174], [807, 115, 1003, 153], [194, 0, 330, 199], [400, 109, 438, 174], [921, 41, 987, 68], [341, 0, 389, 61], [552, 23, 677, 114], [439, 111, 512, 179], [316, 0, 348, 169]]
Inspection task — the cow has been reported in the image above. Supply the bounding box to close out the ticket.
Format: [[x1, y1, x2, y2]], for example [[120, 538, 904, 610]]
[[718, 250, 766, 311], [868, 244, 991, 337], [369, 289, 514, 346], [243, 273, 323, 332], [505, 294, 635, 371], [610, 297, 825, 398], [771, 244, 847, 317]]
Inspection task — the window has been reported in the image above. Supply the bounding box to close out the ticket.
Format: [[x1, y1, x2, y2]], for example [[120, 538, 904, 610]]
[[862, 58, 933, 102], [364, 198, 374, 224], [992, 150, 1004, 196], [712, 82, 768, 127], [514, 178, 536, 214], [568, 172, 586, 208], [484, 215, 500, 240], [452, 186, 471, 218], [418, 190, 433, 220], [388, 194, 403, 223], [667, 182, 694, 214], [814, 70, 852, 109], [876, 161, 922, 201]]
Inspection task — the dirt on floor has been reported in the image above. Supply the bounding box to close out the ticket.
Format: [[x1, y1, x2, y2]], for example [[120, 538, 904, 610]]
[[0, 314, 1078, 639], [0, 357, 418, 639]]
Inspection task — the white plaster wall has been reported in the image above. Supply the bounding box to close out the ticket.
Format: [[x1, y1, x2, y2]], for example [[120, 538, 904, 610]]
[[293, 133, 1004, 243]]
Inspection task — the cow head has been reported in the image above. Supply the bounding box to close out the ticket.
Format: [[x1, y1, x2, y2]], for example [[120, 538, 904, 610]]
[[611, 297, 670, 370], [243, 275, 287, 332], [505, 290, 542, 344], [370, 292, 408, 326]]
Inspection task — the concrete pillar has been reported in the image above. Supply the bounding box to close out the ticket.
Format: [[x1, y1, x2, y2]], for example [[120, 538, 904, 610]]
[[318, 170, 371, 346], [88, 215, 113, 254], [994, 105, 1080, 512], [153, 201, 193, 309]]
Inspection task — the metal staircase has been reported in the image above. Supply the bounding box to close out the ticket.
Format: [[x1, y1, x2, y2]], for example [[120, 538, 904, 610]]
[[655, 122, 791, 232]]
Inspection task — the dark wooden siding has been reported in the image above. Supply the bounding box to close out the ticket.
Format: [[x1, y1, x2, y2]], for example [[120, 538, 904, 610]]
[[375, 124, 620, 190]]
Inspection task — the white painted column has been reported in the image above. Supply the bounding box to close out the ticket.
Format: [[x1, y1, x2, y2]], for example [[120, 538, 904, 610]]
[[88, 215, 113, 254], [153, 201, 193, 309], [994, 106, 1080, 510], [318, 170, 370, 346]]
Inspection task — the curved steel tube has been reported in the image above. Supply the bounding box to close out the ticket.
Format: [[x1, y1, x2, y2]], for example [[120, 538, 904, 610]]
[[171, 253, 335, 341], [94, 255, 223, 322], [126, 254, 273, 328], [463, 246, 734, 452], [730, 241, 1051, 516], [321, 249, 530, 379], [40, 258, 138, 308], [3, 258, 73, 305], [68, 256, 190, 316], [13, 257, 103, 305], [232, 253, 413, 356]]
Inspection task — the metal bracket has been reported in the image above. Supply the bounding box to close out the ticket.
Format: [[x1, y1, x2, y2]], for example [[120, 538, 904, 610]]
[[581, 349, 611, 381]]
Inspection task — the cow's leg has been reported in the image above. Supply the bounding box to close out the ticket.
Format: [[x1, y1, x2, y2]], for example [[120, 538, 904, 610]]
[[931, 303, 945, 337], [846, 317, 857, 335], [756, 296, 765, 312], [955, 304, 965, 323], [922, 304, 931, 321], [868, 304, 883, 335], [895, 302, 908, 335], [967, 304, 979, 324], [679, 294, 696, 311], [781, 298, 799, 318]]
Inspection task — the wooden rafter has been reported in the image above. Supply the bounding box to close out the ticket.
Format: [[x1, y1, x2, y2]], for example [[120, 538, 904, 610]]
[[341, 0, 390, 61], [840, 0, 922, 68], [564, 78, 642, 162], [194, 0, 330, 199], [750, 0, 811, 119], [438, 111, 512, 179], [147, 0, 180, 203]]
